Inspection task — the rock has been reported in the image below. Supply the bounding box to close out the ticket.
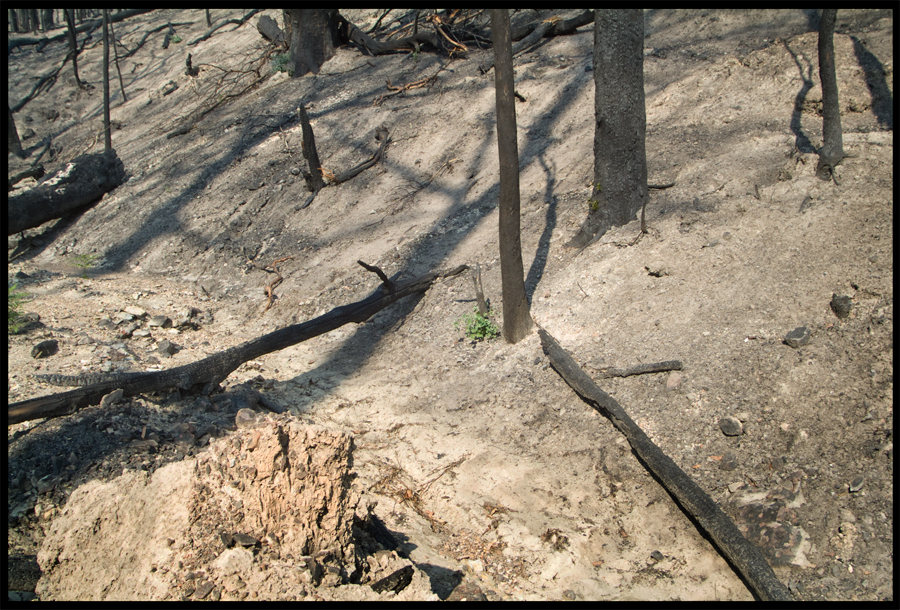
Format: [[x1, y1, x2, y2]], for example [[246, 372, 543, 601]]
[[665, 371, 683, 391], [849, 476, 865, 493], [783, 326, 811, 348], [235, 408, 257, 428], [194, 580, 215, 599], [148, 315, 171, 328], [719, 416, 743, 436], [650, 550, 664, 562], [830, 294, 852, 319], [31, 339, 58, 359], [123, 306, 147, 317], [99, 388, 124, 409], [157, 340, 177, 357], [446, 578, 488, 602]]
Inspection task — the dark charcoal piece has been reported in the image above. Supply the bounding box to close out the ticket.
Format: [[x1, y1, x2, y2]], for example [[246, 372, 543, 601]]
[[830, 294, 852, 319], [370, 565, 414, 594]]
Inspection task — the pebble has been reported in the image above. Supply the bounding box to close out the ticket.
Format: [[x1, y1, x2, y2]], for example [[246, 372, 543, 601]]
[[783, 326, 811, 348], [719, 416, 743, 436]]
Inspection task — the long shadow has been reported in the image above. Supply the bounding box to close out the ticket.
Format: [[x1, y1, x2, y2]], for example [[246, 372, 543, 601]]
[[850, 35, 894, 130], [524, 152, 558, 304], [782, 40, 818, 153]]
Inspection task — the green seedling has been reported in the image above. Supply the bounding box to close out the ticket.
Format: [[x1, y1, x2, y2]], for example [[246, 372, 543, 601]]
[[588, 198, 599, 212], [71, 253, 99, 278], [455, 305, 500, 342], [8, 282, 29, 334], [271, 53, 291, 74]]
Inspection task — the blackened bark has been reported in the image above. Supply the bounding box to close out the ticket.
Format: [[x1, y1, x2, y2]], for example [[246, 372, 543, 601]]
[[492, 9, 532, 344], [64, 9, 84, 87], [102, 10, 112, 152], [816, 9, 845, 181], [568, 9, 648, 249], [8, 105, 25, 159], [298, 103, 325, 192], [7, 149, 126, 235], [285, 9, 341, 78]]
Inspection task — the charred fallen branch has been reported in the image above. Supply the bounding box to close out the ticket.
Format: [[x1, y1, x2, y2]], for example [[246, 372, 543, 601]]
[[538, 327, 792, 602], [7, 149, 126, 235], [9, 263, 467, 426], [596, 360, 682, 379]]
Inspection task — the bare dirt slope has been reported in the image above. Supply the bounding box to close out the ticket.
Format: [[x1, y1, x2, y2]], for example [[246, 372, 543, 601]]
[[8, 9, 893, 601]]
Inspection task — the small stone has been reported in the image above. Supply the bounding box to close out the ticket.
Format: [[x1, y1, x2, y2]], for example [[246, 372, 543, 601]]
[[148, 315, 171, 328], [719, 416, 743, 436], [830, 294, 852, 319], [719, 451, 739, 470], [123, 306, 146, 317], [650, 550, 664, 562], [783, 326, 811, 348], [194, 580, 215, 599], [562, 589, 577, 600], [849, 477, 865, 493], [31, 339, 58, 359], [235, 408, 257, 428], [232, 532, 259, 547], [157, 340, 177, 357], [665, 371, 683, 391]]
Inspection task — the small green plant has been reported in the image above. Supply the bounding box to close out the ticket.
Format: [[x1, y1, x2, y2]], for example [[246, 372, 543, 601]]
[[271, 52, 290, 74], [455, 305, 500, 342], [170, 34, 182, 44], [8, 282, 28, 334], [588, 198, 599, 212], [71, 253, 99, 278]]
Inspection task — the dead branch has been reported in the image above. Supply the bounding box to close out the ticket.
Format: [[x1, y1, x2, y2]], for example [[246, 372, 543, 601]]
[[9, 264, 468, 426], [333, 126, 391, 184], [537, 327, 791, 602], [595, 360, 682, 379], [358, 260, 394, 292], [187, 9, 263, 46]]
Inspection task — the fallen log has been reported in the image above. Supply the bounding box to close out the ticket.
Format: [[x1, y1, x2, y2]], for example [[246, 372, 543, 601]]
[[9, 263, 467, 426], [7, 149, 126, 235], [537, 327, 791, 602]]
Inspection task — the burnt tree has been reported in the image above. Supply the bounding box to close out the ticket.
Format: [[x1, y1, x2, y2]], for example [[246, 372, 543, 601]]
[[492, 9, 532, 344], [101, 10, 112, 151], [284, 9, 341, 78], [8, 105, 25, 159], [816, 8, 846, 181], [567, 9, 648, 249], [64, 8, 85, 88]]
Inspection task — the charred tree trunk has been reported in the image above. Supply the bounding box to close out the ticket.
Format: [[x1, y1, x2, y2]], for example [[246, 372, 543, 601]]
[[285, 9, 340, 78], [299, 102, 325, 193], [101, 10, 112, 151], [492, 9, 532, 344], [64, 8, 85, 88], [567, 9, 648, 249], [8, 105, 25, 159], [816, 9, 846, 181]]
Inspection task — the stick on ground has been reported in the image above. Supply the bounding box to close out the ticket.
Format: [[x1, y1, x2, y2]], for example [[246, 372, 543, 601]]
[[537, 327, 791, 602]]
